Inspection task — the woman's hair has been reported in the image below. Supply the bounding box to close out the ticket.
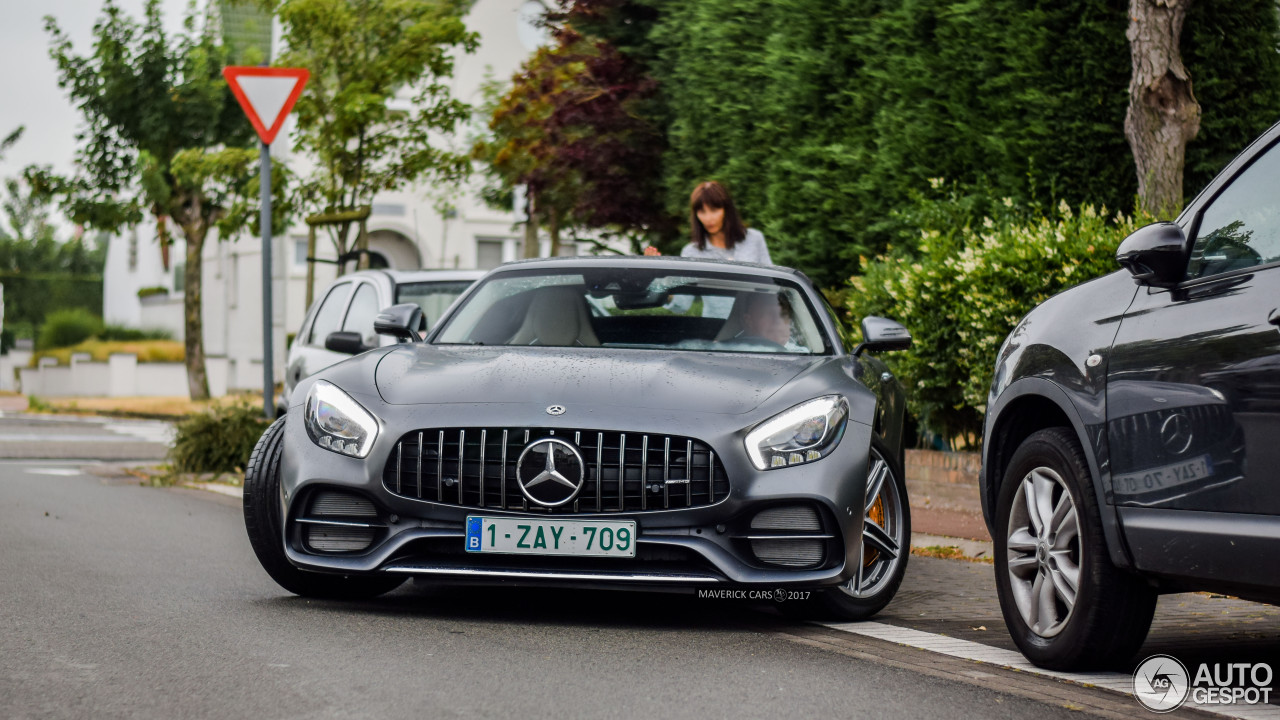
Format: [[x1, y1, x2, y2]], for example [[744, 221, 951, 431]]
[[690, 181, 747, 250]]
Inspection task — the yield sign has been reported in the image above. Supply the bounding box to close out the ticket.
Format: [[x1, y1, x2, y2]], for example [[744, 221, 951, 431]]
[[222, 66, 310, 145]]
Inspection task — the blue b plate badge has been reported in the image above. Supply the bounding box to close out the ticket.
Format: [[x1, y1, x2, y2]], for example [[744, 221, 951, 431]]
[[465, 515, 636, 558]]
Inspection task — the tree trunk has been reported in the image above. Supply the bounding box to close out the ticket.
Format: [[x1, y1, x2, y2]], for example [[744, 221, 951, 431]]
[[522, 194, 541, 259], [1124, 0, 1201, 218], [181, 223, 209, 401], [547, 206, 561, 258]]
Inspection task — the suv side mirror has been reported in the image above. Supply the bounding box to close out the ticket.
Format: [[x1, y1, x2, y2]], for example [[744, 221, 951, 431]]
[[374, 303, 425, 342], [854, 316, 912, 356], [324, 331, 369, 355], [1116, 222, 1187, 288]]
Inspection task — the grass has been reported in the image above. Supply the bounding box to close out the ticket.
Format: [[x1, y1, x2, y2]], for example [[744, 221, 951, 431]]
[[31, 339, 185, 366], [37, 392, 264, 419]]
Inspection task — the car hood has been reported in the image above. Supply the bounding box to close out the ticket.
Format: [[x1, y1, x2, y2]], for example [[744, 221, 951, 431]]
[[374, 345, 818, 414]]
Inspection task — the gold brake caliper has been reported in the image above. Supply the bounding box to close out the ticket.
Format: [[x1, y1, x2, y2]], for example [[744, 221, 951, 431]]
[[864, 495, 885, 567]]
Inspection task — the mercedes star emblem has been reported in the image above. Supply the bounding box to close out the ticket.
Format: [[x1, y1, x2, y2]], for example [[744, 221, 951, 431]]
[[546, 405, 566, 416], [515, 438, 585, 507], [1159, 413, 1194, 456]]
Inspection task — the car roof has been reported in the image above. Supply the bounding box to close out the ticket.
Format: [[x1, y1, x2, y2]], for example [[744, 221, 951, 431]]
[[486, 255, 813, 284], [339, 269, 487, 285]]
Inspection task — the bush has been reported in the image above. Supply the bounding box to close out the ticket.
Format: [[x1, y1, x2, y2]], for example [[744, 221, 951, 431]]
[[170, 403, 271, 474], [136, 286, 170, 299], [98, 324, 172, 342], [848, 188, 1148, 444], [37, 308, 103, 350]]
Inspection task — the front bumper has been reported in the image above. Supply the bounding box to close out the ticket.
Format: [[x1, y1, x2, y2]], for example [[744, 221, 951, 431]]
[[278, 395, 873, 589]]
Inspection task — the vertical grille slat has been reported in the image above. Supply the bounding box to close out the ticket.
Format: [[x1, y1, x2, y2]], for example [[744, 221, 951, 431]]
[[595, 432, 604, 512], [663, 437, 671, 510], [436, 431, 444, 502], [640, 435, 649, 511], [618, 434, 626, 512], [383, 427, 728, 513], [500, 429, 509, 510], [479, 429, 487, 508], [685, 439, 693, 506], [395, 442, 402, 495]]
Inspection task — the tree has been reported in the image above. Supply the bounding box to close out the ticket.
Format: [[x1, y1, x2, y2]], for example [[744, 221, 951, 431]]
[[475, 14, 673, 257], [1124, 0, 1201, 217], [272, 0, 478, 273], [43, 0, 278, 399]]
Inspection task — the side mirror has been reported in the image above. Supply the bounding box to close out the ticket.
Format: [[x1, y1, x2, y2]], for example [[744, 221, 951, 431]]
[[854, 316, 912, 356], [1116, 222, 1187, 288], [374, 303, 425, 342], [324, 331, 368, 355]]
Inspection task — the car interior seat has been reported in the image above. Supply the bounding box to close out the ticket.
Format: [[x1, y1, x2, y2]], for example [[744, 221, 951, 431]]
[[507, 286, 601, 346]]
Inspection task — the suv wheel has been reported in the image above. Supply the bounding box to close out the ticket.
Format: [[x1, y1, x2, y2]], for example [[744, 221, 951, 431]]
[[243, 418, 405, 599], [994, 427, 1155, 669]]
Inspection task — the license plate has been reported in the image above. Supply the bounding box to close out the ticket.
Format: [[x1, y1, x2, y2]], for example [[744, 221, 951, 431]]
[[465, 516, 637, 558], [1113, 454, 1213, 496]]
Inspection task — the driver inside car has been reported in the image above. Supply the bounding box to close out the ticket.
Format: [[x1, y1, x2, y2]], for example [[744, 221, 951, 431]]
[[736, 291, 794, 348]]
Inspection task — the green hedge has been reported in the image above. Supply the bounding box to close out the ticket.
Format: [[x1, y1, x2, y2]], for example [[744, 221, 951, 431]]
[[847, 189, 1148, 442]]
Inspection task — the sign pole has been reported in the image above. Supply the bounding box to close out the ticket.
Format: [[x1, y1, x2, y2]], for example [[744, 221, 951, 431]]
[[222, 65, 309, 419], [260, 140, 274, 419]]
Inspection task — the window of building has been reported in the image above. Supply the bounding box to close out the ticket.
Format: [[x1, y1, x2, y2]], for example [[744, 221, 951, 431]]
[[476, 239, 505, 270]]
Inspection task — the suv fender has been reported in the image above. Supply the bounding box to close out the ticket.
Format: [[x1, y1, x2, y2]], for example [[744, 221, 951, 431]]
[[982, 376, 1133, 570]]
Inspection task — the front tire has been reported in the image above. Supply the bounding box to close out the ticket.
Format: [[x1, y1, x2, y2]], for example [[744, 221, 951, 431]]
[[994, 427, 1155, 670], [797, 442, 910, 621], [243, 417, 405, 600]]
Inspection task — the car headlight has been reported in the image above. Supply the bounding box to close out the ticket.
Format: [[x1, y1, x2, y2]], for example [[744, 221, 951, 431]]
[[304, 380, 379, 458], [745, 395, 849, 470]]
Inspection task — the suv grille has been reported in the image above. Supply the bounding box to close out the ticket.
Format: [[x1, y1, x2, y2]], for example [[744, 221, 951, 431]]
[[382, 428, 729, 513]]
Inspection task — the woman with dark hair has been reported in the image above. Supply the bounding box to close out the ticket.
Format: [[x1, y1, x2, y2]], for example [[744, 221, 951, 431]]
[[644, 181, 772, 264]]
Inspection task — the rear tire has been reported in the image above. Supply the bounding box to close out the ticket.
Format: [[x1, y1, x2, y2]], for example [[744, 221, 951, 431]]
[[243, 417, 405, 600], [994, 427, 1155, 670]]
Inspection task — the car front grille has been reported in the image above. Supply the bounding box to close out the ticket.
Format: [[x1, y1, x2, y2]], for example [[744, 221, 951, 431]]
[[382, 427, 730, 513]]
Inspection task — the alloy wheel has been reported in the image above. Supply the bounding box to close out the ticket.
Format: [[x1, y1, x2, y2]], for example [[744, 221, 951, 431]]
[[1006, 466, 1081, 638], [840, 448, 905, 599]]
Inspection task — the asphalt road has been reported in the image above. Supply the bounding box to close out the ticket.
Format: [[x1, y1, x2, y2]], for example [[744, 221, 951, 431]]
[[0, 459, 1163, 720]]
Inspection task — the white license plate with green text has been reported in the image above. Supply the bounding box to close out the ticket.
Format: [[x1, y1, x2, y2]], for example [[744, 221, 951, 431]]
[[465, 516, 637, 558]]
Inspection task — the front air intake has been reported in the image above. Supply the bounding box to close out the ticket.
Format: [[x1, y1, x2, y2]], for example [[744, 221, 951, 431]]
[[297, 489, 382, 554], [750, 539, 825, 568]]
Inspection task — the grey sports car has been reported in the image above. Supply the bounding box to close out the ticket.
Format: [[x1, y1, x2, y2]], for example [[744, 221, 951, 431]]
[[244, 256, 914, 619]]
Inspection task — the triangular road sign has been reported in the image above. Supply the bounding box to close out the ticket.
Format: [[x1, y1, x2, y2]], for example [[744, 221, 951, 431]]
[[223, 66, 310, 145]]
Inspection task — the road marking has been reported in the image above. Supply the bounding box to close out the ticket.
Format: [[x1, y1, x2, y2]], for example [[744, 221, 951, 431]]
[[821, 621, 1280, 719], [26, 468, 82, 476]]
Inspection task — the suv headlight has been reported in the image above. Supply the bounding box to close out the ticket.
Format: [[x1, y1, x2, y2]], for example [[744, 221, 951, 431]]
[[304, 380, 379, 458], [745, 395, 849, 470]]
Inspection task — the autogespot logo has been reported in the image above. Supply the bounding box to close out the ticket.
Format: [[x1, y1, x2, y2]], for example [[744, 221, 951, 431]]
[[1134, 655, 1190, 712], [1134, 655, 1274, 713]]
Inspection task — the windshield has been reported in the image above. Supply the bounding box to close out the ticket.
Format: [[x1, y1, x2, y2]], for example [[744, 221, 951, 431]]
[[396, 281, 476, 326], [434, 268, 830, 354]]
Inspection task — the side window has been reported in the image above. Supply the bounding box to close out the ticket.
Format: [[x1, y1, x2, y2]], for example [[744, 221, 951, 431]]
[[341, 283, 381, 348], [308, 283, 352, 345], [1187, 143, 1280, 279]]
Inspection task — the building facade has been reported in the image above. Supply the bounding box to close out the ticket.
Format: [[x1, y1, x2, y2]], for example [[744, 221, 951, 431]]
[[102, 0, 624, 395]]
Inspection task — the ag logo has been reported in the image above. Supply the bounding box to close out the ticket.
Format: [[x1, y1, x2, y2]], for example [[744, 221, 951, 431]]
[[1134, 654, 1190, 713]]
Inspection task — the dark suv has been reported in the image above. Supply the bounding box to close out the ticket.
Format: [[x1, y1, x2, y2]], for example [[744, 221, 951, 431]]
[[981, 121, 1280, 670]]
